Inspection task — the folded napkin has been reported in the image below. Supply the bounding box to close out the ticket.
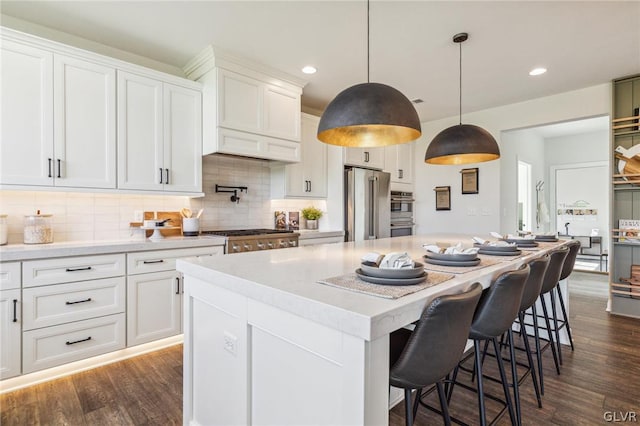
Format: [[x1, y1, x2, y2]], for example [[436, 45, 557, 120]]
[[473, 237, 517, 247], [361, 252, 384, 266], [379, 252, 415, 269], [490, 231, 504, 239], [423, 242, 479, 255], [506, 233, 535, 240]]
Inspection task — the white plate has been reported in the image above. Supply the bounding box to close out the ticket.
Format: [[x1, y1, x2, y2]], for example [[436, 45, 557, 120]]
[[360, 262, 425, 279], [355, 269, 428, 286]]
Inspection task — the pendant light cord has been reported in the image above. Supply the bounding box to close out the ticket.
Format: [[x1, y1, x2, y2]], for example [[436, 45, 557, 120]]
[[367, 0, 370, 83], [459, 41, 462, 125]]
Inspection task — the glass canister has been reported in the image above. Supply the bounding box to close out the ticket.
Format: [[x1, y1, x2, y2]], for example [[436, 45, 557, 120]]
[[0, 214, 7, 245], [24, 212, 53, 244]]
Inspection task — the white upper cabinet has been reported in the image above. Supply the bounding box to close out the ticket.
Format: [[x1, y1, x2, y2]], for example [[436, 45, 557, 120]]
[[163, 83, 202, 193], [344, 147, 385, 170], [384, 143, 414, 186], [184, 46, 304, 162], [1, 40, 116, 189], [54, 55, 116, 189], [118, 71, 202, 193], [271, 113, 327, 198], [1, 40, 54, 186], [1, 28, 202, 195], [117, 71, 164, 191]]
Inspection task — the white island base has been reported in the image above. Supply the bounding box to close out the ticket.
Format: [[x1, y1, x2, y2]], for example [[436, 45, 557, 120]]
[[178, 235, 568, 425]]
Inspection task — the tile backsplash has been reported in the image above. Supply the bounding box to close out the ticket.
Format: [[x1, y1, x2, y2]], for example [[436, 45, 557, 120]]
[[0, 154, 330, 244]]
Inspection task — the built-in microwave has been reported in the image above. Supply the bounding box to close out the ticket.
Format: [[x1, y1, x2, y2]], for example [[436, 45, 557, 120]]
[[390, 191, 414, 237]]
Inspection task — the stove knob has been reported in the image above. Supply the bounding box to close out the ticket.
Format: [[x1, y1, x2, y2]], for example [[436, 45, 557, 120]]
[[257, 242, 265, 250], [279, 241, 288, 248], [231, 244, 240, 252], [243, 244, 252, 251], [267, 242, 275, 249], [288, 240, 297, 247]]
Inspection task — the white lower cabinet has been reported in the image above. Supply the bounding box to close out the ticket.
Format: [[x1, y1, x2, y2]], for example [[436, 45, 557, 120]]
[[22, 313, 125, 374], [0, 288, 21, 380], [127, 270, 182, 346], [126, 246, 223, 347]]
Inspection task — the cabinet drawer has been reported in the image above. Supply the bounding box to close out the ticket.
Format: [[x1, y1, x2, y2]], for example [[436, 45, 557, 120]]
[[22, 277, 125, 331], [23, 313, 125, 374], [127, 246, 223, 275], [0, 262, 21, 291], [23, 254, 125, 287]]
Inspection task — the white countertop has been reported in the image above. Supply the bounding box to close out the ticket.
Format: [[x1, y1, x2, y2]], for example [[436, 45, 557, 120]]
[[0, 235, 227, 261], [177, 234, 558, 341]]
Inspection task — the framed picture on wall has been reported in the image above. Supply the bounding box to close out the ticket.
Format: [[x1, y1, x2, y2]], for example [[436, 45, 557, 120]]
[[435, 186, 451, 211], [461, 168, 479, 194]]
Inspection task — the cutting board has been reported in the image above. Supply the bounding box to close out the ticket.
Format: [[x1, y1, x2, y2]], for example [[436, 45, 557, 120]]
[[143, 211, 183, 237]]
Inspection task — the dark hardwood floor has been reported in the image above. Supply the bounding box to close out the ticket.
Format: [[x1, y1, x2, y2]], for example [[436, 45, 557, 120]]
[[1, 281, 638, 425]]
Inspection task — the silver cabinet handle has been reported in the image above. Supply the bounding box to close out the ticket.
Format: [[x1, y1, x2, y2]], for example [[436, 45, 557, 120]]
[[364, 151, 370, 162], [175, 277, 180, 295], [308, 181, 312, 192], [398, 169, 403, 179], [12, 299, 17, 322], [48, 158, 53, 178], [57, 159, 61, 178], [165, 168, 169, 185], [159, 168, 163, 184], [143, 259, 164, 264]]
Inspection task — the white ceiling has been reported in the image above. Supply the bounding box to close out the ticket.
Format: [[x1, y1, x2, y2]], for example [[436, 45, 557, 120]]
[[2, 1, 639, 122]]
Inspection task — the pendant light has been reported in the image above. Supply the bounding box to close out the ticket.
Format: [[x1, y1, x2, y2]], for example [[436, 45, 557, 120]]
[[424, 33, 500, 165], [317, 0, 421, 148]]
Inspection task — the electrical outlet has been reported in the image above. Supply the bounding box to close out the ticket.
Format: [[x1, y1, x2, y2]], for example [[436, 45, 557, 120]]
[[223, 331, 237, 356], [134, 210, 143, 222]]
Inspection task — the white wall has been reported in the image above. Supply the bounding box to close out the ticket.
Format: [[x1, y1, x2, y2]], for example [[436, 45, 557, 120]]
[[413, 83, 611, 237]]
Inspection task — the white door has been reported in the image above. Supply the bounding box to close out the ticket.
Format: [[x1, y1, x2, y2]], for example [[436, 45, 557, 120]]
[[263, 84, 300, 141], [117, 71, 163, 191], [0, 40, 54, 186], [127, 270, 182, 346], [163, 83, 202, 193], [217, 69, 261, 133], [53, 55, 116, 188], [0, 289, 21, 380], [302, 115, 327, 197]]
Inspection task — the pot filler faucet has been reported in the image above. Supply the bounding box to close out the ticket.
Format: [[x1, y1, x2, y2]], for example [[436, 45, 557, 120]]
[[215, 185, 248, 204]]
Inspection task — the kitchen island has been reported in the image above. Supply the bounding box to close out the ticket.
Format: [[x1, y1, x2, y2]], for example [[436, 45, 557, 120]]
[[176, 234, 565, 426]]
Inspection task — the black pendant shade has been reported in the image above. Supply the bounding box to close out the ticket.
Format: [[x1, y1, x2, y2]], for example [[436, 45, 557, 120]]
[[425, 32, 500, 165], [424, 124, 500, 165], [317, 82, 422, 148]]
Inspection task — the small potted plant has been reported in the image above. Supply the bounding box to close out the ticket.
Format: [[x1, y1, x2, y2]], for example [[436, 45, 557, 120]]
[[301, 206, 323, 230]]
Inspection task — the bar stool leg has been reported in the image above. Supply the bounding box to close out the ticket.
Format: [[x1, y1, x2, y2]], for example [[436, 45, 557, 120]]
[[531, 305, 545, 394], [539, 296, 561, 374], [519, 311, 542, 408], [492, 337, 516, 425], [436, 382, 452, 426], [404, 389, 414, 426], [474, 340, 488, 426], [549, 290, 563, 365], [507, 329, 522, 426], [556, 285, 575, 351]]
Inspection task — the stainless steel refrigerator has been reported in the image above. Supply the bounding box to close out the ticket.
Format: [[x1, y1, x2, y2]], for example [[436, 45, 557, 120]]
[[344, 167, 391, 242]]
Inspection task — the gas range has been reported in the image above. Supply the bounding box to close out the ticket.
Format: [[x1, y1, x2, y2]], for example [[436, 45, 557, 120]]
[[200, 229, 299, 254]]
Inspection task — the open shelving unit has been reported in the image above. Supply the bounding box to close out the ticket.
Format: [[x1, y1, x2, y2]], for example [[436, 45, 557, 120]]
[[610, 74, 640, 318]]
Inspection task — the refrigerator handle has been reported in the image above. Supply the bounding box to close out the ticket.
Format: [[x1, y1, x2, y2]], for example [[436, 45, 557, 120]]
[[368, 175, 378, 239]]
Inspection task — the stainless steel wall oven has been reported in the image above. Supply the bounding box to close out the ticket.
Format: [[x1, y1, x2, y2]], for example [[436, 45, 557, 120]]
[[390, 191, 414, 237]]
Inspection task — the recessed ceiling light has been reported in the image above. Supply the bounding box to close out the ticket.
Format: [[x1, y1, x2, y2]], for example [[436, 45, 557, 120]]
[[529, 67, 547, 76], [302, 66, 317, 74]]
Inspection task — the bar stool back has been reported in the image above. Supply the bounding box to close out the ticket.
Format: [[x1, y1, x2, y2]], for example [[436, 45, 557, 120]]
[[389, 282, 483, 426], [553, 240, 580, 363]]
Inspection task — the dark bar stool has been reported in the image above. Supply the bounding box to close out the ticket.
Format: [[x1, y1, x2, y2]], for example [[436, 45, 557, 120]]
[[553, 240, 580, 364], [447, 265, 530, 426], [532, 247, 569, 386], [389, 282, 483, 426]]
